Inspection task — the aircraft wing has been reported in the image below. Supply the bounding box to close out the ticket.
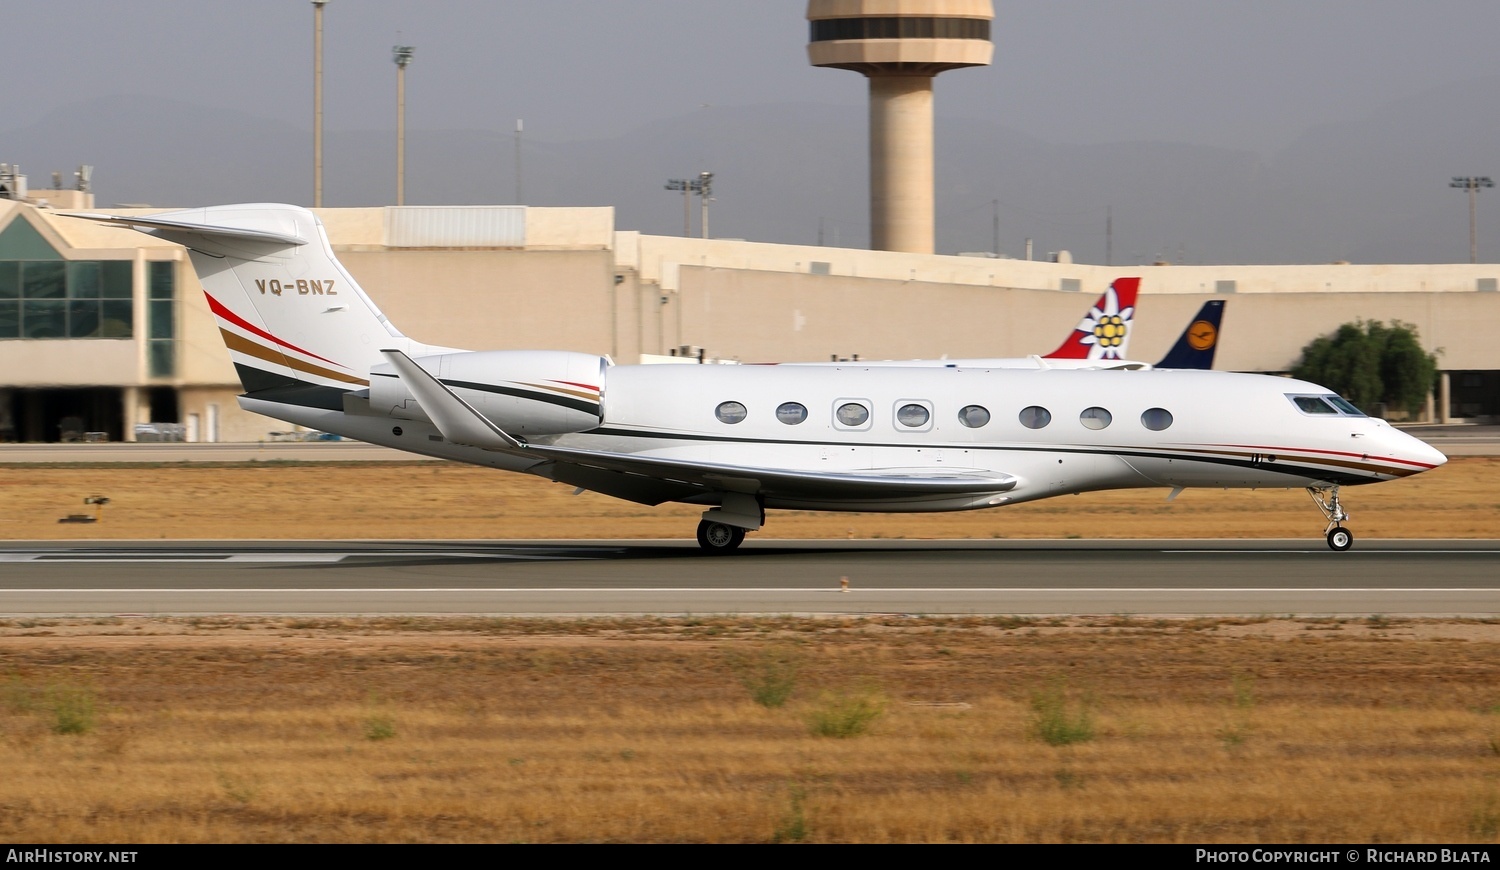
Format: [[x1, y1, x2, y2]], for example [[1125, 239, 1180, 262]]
[[520, 442, 1017, 500], [380, 349, 1017, 504]]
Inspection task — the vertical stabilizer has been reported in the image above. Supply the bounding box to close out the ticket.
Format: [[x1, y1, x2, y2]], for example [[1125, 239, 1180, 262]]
[[1154, 299, 1226, 369], [65, 204, 446, 398], [1043, 277, 1140, 360]]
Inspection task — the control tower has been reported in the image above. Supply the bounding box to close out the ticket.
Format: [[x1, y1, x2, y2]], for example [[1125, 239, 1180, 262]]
[[807, 1, 993, 254]]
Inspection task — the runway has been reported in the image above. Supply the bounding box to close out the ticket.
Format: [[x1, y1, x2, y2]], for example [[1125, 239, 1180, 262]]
[[1, 539, 1496, 617]]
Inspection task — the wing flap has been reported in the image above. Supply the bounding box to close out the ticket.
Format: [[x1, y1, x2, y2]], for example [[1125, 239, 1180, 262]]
[[523, 443, 1017, 500]]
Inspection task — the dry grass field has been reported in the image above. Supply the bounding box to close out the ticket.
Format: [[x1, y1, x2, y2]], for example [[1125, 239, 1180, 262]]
[[1, 616, 1498, 843], [1, 455, 1497, 541]]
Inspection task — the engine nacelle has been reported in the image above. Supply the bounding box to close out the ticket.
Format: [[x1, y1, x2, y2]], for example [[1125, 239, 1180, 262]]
[[369, 350, 606, 435]]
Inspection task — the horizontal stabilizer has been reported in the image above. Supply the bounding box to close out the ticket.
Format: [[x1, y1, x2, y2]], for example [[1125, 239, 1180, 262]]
[[380, 350, 523, 451], [63, 208, 308, 247]]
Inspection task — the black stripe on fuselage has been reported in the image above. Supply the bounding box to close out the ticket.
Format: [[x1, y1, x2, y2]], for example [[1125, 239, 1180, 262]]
[[579, 426, 1397, 485], [237, 364, 351, 411], [369, 371, 600, 417]]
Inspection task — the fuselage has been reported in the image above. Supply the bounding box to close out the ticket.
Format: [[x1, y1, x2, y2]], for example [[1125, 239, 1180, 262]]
[[264, 362, 1446, 515]]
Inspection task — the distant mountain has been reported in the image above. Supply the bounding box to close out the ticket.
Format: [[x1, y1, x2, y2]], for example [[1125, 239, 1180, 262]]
[[6, 78, 1500, 264]]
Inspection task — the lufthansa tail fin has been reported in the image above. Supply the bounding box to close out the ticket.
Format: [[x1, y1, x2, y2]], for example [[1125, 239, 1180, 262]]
[[1043, 277, 1140, 361], [65, 204, 447, 402], [1154, 300, 1226, 370]]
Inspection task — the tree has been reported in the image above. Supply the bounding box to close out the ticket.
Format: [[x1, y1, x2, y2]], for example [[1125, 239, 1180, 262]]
[[1292, 320, 1439, 417]]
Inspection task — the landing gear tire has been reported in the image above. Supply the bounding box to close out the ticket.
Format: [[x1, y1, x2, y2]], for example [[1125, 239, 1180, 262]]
[[696, 520, 746, 553], [1326, 527, 1353, 552], [1308, 485, 1354, 552]]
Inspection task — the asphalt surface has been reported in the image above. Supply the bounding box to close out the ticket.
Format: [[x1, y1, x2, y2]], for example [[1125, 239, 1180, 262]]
[[1, 539, 1495, 617]]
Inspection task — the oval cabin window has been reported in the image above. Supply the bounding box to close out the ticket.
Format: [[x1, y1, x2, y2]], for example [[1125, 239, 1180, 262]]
[[715, 401, 747, 424], [1019, 406, 1051, 429], [776, 402, 808, 425]]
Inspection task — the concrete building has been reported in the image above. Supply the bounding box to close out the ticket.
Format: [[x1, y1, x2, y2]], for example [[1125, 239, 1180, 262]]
[[2, 196, 1498, 442]]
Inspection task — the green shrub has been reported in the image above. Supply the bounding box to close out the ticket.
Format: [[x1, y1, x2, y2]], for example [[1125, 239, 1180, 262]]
[[734, 647, 800, 708], [1030, 679, 1093, 746], [47, 684, 97, 735], [807, 688, 885, 738]]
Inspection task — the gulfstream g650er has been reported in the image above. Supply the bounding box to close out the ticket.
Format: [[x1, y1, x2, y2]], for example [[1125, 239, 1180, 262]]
[[68, 205, 1445, 552]]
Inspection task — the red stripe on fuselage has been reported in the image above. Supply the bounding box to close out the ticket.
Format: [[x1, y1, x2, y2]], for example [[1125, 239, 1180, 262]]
[[205, 292, 345, 369], [1202, 442, 1440, 470]]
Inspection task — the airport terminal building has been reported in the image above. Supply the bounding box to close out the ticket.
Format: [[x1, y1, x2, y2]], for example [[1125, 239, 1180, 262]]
[[2, 194, 1498, 442]]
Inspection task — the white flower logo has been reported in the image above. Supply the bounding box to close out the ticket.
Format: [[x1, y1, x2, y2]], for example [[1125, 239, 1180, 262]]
[[1073, 286, 1133, 359]]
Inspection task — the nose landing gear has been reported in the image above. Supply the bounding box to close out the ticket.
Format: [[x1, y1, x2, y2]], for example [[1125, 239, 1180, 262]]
[[1307, 485, 1353, 551]]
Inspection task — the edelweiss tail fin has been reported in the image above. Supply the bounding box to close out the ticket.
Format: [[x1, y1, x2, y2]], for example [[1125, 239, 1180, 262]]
[[1154, 299, 1226, 369], [1043, 277, 1140, 360], [65, 204, 441, 400]]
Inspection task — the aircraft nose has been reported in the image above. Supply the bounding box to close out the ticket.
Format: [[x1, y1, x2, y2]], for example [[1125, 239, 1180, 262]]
[[1392, 430, 1447, 474]]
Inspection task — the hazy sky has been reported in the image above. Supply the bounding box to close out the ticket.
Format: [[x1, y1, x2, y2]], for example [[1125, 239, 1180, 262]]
[[5, 1, 1500, 156]]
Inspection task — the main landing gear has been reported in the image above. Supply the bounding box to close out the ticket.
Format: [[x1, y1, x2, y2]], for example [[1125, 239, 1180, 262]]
[[1307, 485, 1353, 551], [696, 519, 746, 554]]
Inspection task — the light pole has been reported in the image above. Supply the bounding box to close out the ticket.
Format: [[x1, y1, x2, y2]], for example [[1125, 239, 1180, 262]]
[[312, 0, 328, 208], [393, 45, 414, 206], [514, 119, 523, 204], [665, 178, 697, 237], [697, 171, 713, 239], [1451, 176, 1493, 264]]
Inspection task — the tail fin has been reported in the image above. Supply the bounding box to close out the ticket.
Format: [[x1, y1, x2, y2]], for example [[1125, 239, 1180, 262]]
[[1154, 300, 1225, 369], [1043, 277, 1140, 360], [66, 204, 443, 402]]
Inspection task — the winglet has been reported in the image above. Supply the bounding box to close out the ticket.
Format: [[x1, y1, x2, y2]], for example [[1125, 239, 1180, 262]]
[[380, 350, 524, 451], [1043, 277, 1140, 360], [1154, 300, 1226, 369]]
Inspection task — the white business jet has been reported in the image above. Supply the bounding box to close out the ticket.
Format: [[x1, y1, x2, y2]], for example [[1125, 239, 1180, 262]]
[[67, 205, 1446, 552]]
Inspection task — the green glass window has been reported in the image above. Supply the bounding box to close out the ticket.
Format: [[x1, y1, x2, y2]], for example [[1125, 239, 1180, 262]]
[[101, 301, 133, 337], [0, 258, 135, 339], [0, 262, 18, 299], [102, 261, 132, 298], [22, 261, 65, 299], [149, 261, 174, 301], [148, 341, 174, 378], [68, 261, 102, 298], [147, 260, 175, 376], [67, 300, 102, 338], [22, 299, 66, 338]]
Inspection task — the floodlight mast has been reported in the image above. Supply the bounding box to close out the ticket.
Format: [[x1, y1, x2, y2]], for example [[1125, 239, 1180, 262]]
[[665, 178, 693, 237], [698, 171, 714, 239], [393, 45, 415, 206], [665, 174, 712, 238], [312, 1, 329, 208], [1451, 176, 1494, 264]]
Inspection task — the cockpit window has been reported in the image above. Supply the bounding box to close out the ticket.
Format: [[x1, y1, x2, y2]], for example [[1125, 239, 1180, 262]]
[[1290, 395, 1339, 415], [1287, 394, 1365, 417]]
